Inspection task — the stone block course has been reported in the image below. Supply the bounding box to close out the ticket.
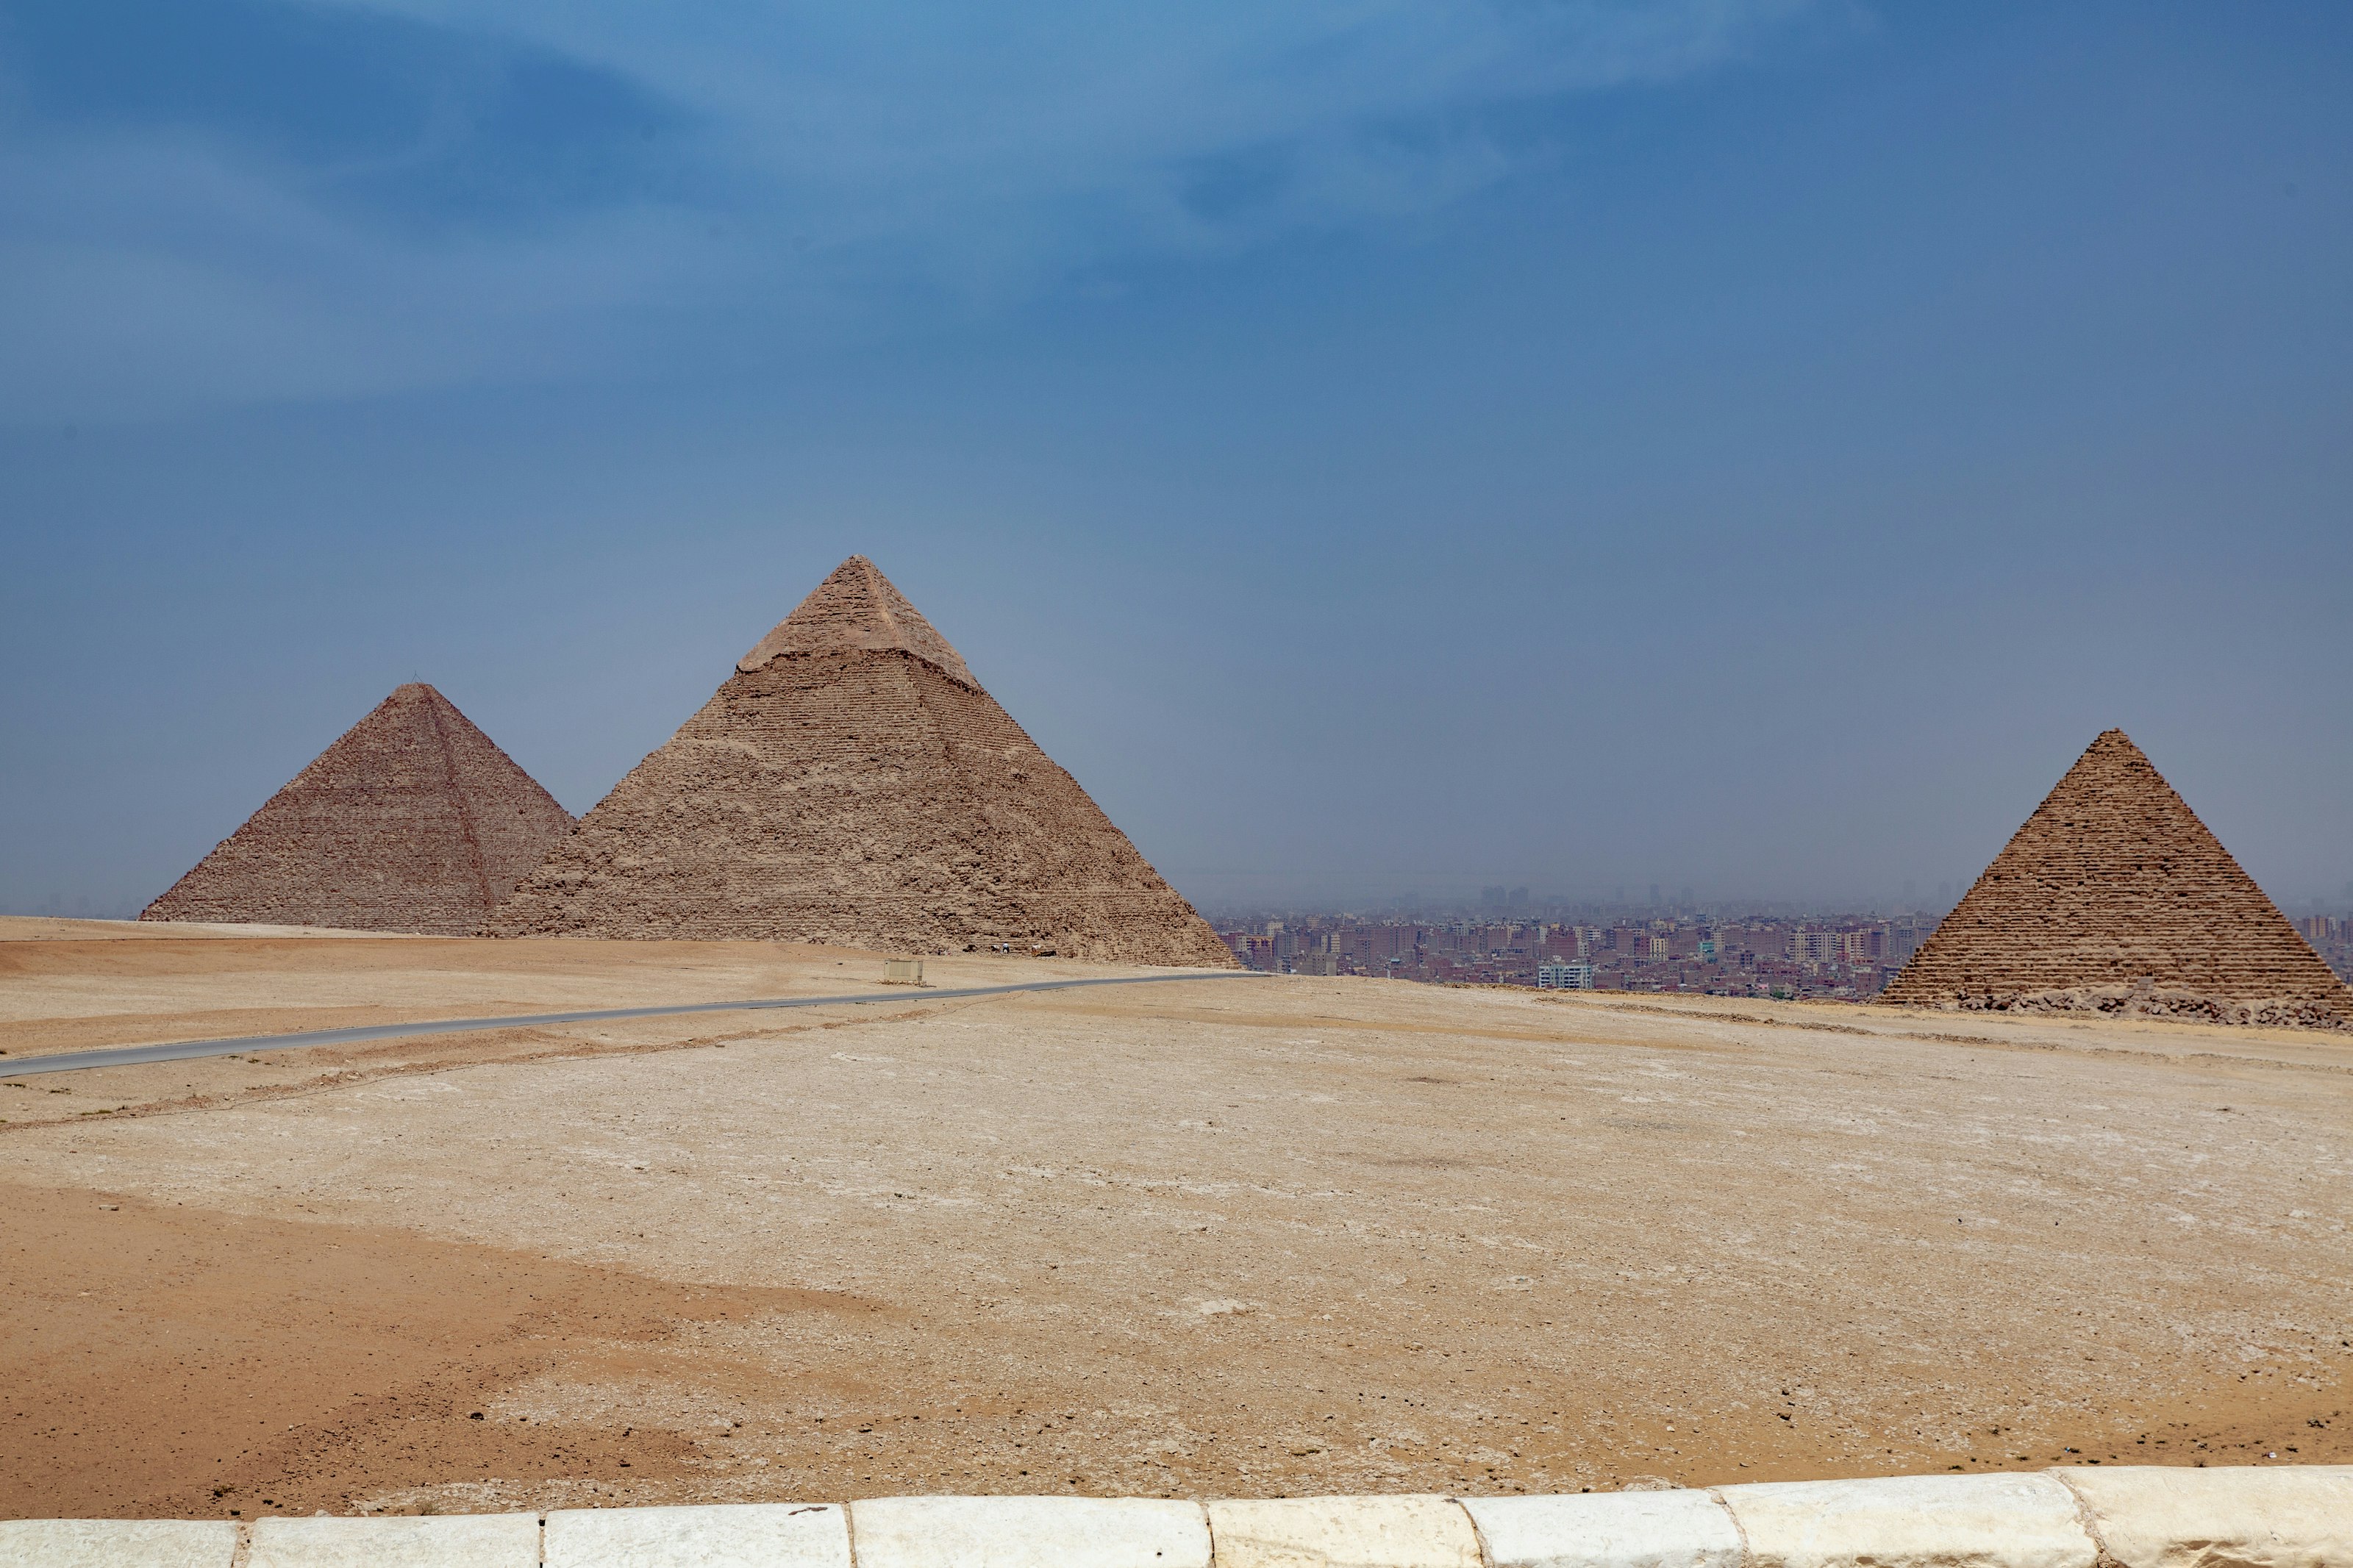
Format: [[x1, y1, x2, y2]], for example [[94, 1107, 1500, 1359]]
[[2054, 1464, 2353, 1568], [545, 1502, 849, 1568], [1463, 1491, 1743, 1568], [850, 1494, 1213, 1568], [1715, 1473, 2096, 1568], [1207, 1495, 1483, 1568]]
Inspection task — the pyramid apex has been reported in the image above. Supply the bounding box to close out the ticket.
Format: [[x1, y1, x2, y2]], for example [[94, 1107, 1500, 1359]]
[[2073, 728, 2157, 773], [738, 556, 975, 686]]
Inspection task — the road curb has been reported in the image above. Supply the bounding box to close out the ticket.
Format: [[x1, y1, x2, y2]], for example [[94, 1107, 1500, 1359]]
[[2, 1467, 2346, 1568]]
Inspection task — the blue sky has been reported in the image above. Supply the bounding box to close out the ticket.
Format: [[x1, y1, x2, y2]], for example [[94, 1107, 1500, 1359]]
[[3, 1, 2349, 916]]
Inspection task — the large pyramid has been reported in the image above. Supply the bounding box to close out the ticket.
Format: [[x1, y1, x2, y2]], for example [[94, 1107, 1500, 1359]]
[[1882, 729, 2352, 1027], [488, 556, 1236, 967], [143, 684, 575, 935]]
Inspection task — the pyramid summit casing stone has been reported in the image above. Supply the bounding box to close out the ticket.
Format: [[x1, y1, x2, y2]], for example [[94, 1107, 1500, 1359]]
[[489, 556, 1235, 966], [143, 683, 574, 937], [1882, 729, 2353, 1026], [735, 554, 975, 684]]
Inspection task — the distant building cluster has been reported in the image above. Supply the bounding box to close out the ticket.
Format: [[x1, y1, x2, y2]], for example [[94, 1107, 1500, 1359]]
[[1215, 912, 1944, 1000], [2296, 914, 2353, 982]]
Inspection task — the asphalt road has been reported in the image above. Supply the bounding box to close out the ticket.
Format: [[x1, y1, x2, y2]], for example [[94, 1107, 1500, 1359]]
[[0, 970, 1266, 1079]]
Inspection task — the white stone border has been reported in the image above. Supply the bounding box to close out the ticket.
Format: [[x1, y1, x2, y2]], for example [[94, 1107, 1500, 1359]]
[[0, 1467, 2345, 1568]]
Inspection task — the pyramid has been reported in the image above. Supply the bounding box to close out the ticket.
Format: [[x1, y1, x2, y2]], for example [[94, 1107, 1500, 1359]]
[[1882, 730, 2353, 1027], [488, 556, 1236, 966], [143, 684, 575, 935]]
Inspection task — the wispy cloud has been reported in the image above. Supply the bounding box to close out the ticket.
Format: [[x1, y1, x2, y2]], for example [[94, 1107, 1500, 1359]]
[[0, 0, 1835, 420]]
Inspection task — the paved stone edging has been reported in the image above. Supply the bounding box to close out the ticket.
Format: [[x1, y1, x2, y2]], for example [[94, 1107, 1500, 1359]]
[[1, 1467, 2346, 1568]]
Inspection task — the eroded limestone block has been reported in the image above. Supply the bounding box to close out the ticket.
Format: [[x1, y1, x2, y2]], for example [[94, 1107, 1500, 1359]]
[[246, 1512, 540, 1568], [546, 1502, 849, 1568], [1207, 1495, 1482, 1568], [1716, 1472, 2096, 1568], [0, 1519, 235, 1568], [2055, 1464, 2353, 1568], [850, 1494, 1212, 1568], [1462, 1489, 1744, 1568]]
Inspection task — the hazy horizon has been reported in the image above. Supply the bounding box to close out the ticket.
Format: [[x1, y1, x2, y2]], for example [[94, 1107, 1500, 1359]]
[[5, 2, 2350, 919]]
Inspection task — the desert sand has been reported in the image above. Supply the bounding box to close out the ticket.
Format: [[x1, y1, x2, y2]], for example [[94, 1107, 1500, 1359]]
[[3, 917, 2347, 1521]]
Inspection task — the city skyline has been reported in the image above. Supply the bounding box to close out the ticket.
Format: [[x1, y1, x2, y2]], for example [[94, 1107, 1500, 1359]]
[[1206, 906, 2353, 998]]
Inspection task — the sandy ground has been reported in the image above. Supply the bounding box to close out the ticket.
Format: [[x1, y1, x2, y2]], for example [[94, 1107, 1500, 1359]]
[[3, 917, 2348, 1519]]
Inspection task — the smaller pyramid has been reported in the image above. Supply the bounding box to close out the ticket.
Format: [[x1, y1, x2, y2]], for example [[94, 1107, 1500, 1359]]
[[144, 684, 574, 935], [1882, 730, 2353, 1027]]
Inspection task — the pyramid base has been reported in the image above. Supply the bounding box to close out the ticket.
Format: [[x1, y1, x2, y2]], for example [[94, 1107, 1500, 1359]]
[[488, 896, 1237, 968], [1887, 978, 2351, 1030]]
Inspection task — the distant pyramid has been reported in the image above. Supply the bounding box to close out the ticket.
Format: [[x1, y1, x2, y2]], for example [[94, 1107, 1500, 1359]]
[[143, 684, 574, 935], [1882, 730, 2352, 1027], [489, 556, 1235, 966]]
